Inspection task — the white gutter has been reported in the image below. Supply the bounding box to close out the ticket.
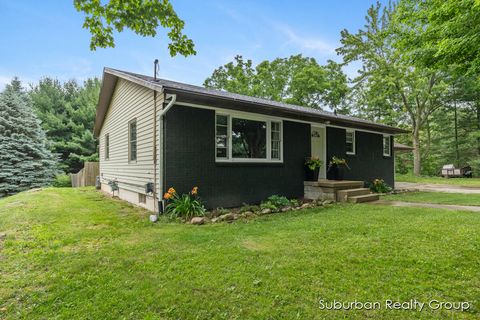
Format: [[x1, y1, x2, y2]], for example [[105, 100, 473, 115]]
[[158, 93, 176, 214], [159, 93, 177, 117]]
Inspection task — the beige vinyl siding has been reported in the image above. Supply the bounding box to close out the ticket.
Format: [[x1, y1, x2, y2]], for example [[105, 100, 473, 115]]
[[99, 78, 163, 196]]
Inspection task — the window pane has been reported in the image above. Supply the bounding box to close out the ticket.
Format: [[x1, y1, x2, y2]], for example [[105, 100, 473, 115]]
[[216, 125, 227, 136], [216, 148, 227, 158], [130, 141, 137, 161], [216, 114, 228, 126], [346, 143, 353, 153], [216, 136, 227, 148], [130, 122, 137, 141], [271, 131, 280, 141], [232, 118, 266, 158]]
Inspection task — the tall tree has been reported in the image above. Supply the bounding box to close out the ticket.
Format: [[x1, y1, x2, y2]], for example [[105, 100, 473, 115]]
[[0, 79, 57, 197], [395, 0, 480, 75], [337, 3, 447, 175], [204, 55, 349, 110], [30, 78, 101, 173], [74, 0, 196, 56]]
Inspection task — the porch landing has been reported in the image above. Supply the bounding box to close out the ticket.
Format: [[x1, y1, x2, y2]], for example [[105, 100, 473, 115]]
[[304, 179, 378, 202]]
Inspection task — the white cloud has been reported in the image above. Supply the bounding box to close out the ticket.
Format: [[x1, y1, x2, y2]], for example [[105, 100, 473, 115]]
[[275, 24, 337, 56]]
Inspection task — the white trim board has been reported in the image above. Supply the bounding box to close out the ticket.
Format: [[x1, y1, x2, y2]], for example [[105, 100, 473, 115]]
[[174, 101, 394, 136]]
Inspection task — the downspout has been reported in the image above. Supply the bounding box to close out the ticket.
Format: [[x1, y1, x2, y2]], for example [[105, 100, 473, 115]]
[[158, 93, 176, 214]]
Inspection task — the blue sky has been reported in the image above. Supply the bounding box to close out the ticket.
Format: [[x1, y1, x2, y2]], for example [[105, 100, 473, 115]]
[[0, 0, 384, 90]]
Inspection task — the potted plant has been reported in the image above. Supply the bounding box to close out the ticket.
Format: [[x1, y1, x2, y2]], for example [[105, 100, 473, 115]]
[[328, 156, 350, 180], [305, 157, 323, 181]]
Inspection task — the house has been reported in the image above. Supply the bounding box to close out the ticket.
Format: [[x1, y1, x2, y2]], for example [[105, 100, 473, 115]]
[[94, 68, 406, 212]]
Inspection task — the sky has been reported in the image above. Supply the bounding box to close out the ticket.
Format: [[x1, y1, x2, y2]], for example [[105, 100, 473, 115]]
[[0, 0, 385, 90]]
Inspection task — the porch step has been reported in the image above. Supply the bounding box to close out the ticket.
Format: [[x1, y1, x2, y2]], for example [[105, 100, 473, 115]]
[[337, 188, 371, 202], [348, 193, 380, 203]]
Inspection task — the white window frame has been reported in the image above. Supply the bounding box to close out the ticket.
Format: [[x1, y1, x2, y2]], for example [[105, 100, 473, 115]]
[[383, 135, 391, 157], [215, 111, 283, 163], [104, 133, 110, 160], [346, 129, 355, 155], [128, 119, 137, 163]]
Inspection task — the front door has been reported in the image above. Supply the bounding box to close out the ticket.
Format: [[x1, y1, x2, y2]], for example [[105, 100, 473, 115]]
[[311, 126, 326, 179]]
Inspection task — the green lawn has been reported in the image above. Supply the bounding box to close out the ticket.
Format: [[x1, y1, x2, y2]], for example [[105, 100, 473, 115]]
[[1, 188, 479, 319], [396, 173, 480, 187], [383, 191, 480, 206]]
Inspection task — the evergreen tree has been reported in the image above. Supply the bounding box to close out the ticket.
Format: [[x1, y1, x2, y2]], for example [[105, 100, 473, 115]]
[[0, 78, 57, 197], [30, 77, 100, 173]]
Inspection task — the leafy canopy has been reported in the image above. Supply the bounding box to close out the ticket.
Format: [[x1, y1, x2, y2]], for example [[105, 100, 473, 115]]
[[30, 78, 101, 173], [205, 55, 349, 111], [74, 0, 196, 56]]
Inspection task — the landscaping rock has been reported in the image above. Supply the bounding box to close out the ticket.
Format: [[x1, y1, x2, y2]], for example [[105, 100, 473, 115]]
[[281, 206, 292, 212], [191, 217, 205, 225], [301, 203, 311, 209], [211, 217, 220, 223], [261, 208, 272, 215], [241, 211, 254, 218], [322, 200, 335, 205], [218, 213, 235, 222]]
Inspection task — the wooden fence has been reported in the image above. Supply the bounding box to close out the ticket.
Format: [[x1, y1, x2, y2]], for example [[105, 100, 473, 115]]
[[71, 162, 99, 187]]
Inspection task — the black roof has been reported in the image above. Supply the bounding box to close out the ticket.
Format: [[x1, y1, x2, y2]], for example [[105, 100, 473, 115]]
[[94, 67, 408, 136]]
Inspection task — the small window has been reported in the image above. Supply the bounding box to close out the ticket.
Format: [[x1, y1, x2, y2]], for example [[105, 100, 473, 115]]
[[216, 114, 229, 159], [383, 135, 391, 157], [271, 121, 281, 160], [104, 133, 110, 160], [346, 130, 355, 155], [138, 193, 146, 204], [129, 119, 137, 162]]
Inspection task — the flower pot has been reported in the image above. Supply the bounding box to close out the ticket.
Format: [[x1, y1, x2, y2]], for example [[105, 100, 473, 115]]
[[305, 167, 320, 181], [329, 164, 344, 180]]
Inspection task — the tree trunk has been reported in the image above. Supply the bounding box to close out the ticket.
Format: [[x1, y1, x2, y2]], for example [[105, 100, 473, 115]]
[[413, 129, 421, 176]]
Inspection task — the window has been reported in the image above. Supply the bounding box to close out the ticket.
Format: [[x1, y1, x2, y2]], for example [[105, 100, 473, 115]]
[[216, 115, 229, 159], [104, 133, 110, 160], [138, 193, 146, 204], [129, 119, 137, 162], [346, 130, 355, 155], [215, 113, 282, 162], [271, 121, 281, 160], [232, 118, 267, 159], [383, 135, 391, 157]]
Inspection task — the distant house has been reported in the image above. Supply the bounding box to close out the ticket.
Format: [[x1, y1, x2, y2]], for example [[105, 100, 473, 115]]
[[94, 68, 406, 211]]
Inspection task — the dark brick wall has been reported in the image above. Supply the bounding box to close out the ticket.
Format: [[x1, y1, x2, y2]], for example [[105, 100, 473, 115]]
[[326, 127, 394, 186], [164, 105, 311, 209]]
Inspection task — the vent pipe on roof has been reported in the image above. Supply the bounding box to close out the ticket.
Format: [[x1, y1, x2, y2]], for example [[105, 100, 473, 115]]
[[154, 59, 159, 81]]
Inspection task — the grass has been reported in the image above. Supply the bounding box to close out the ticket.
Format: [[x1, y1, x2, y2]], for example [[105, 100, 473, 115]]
[[382, 191, 480, 207], [1, 188, 479, 319], [396, 173, 480, 187]]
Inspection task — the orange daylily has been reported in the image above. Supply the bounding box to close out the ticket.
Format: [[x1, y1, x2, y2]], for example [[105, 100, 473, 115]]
[[167, 187, 176, 195], [191, 186, 198, 195], [163, 192, 172, 200]]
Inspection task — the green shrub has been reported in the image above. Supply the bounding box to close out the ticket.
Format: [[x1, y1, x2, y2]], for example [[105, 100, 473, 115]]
[[52, 174, 71, 187], [164, 186, 206, 219], [260, 201, 278, 212], [369, 179, 392, 193], [266, 195, 291, 208], [290, 199, 299, 207]]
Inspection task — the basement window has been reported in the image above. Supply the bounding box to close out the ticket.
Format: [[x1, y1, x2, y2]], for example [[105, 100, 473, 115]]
[[138, 193, 146, 204], [383, 135, 391, 157], [346, 130, 355, 155], [129, 119, 137, 162]]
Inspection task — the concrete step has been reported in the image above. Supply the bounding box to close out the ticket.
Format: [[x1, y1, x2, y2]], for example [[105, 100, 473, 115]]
[[337, 188, 371, 202], [348, 193, 380, 203]]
